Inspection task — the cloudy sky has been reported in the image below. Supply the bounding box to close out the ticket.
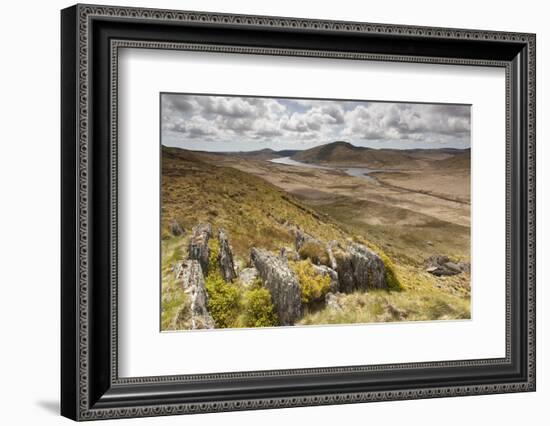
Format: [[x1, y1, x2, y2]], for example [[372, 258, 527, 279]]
[[161, 93, 471, 151]]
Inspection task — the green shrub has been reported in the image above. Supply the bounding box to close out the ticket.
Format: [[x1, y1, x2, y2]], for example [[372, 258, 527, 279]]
[[239, 286, 279, 328], [205, 274, 241, 328], [204, 240, 241, 328], [291, 260, 331, 305], [298, 241, 330, 266], [377, 250, 403, 292]]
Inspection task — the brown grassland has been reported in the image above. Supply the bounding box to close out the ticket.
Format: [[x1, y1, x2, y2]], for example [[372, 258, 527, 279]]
[[161, 143, 471, 330]]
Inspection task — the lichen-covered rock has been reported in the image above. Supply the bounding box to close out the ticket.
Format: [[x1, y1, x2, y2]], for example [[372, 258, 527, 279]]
[[217, 229, 236, 282], [312, 264, 339, 293], [238, 267, 259, 287], [425, 255, 469, 277], [170, 219, 184, 237], [188, 223, 212, 275], [332, 245, 355, 293], [250, 248, 302, 326], [425, 255, 450, 269], [457, 261, 471, 274], [178, 260, 214, 329], [326, 240, 339, 271], [349, 243, 387, 290], [332, 243, 387, 292]]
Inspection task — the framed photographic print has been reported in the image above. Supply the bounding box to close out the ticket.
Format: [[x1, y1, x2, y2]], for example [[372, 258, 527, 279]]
[[61, 4, 536, 421]]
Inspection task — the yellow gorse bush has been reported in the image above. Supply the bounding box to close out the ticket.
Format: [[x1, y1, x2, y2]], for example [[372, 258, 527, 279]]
[[205, 240, 279, 328], [204, 242, 241, 328], [291, 260, 331, 306], [239, 284, 279, 328]]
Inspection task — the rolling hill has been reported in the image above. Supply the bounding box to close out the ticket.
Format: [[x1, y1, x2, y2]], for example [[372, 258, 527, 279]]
[[161, 146, 345, 258], [291, 141, 470, 169]]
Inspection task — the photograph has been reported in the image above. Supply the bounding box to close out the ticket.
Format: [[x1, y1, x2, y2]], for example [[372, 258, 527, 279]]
[[56, 3, 536, 420], [160, 93, 472, 331]]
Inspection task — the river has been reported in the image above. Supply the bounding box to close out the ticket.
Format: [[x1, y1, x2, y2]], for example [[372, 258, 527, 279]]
[[268, 156, 384, 184]]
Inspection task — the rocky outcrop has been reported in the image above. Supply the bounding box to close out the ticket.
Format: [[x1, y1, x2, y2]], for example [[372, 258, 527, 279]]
[[458, 262, 471, 274], [332, 245, 355, 293], [217, 229, 236, 282], [250, 248, 302, 325], [332, 243, 387, 292], [326, 240, 339, 271], [280, 246, 300, 262], [349, 243, 387, 290], [312, 264, 339, 293], [425, 255, 469, 277], [178, 260, 214, 329], [238, 267, 259, 287], [188, 223, 212, 275], [170, 219, 184, 236]]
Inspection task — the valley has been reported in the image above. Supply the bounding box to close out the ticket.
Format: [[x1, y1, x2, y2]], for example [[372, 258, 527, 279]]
[[161, 141, 471, 330]]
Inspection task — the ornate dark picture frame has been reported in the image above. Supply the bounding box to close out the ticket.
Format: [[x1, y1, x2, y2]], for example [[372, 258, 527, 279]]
[[61, 4, 536, 421]]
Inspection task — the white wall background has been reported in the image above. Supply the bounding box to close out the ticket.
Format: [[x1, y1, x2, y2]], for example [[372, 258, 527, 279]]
[[0, 0, 546, 424]]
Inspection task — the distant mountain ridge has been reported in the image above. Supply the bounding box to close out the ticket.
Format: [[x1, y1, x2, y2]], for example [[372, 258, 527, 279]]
[[162, 141, 469, 170], [292, 141, 362, 163], [290, 141, 469, 169]]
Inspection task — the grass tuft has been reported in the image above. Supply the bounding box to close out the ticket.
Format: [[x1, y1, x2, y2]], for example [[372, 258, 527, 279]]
[[298, 241, 330, 266]]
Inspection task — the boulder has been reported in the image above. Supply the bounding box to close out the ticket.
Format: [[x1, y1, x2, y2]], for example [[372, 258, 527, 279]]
[[188, 223, 212, 275], [312, 264, 339, 293], [170, 219, 184, 237], [332, 245, 355, 293], [178, 260, 214, 329], [250, 248, 302, 325], [444, 262, 462, 274], [425, 255, 469, 277], [457, 262, 471, 273], [217, 229, 236, 282], [326, 240, 339, 271], [238, 267, 259, 287], [332, 243, 387, 292], [425, 255, 450, 268], [349, 243, 387, 290]]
